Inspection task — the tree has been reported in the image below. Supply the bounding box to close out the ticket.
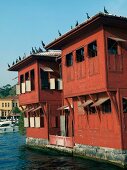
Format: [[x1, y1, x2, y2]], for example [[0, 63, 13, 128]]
[[18, 112, 26, 135], [0, 84, 16, 98], [12, 106, 21, 114]]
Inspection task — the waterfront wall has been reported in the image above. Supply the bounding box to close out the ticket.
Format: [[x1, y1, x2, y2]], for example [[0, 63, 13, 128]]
[[26, 137, 127, 167], [74, 144, 127, 167], [26, 137, 49, 146]]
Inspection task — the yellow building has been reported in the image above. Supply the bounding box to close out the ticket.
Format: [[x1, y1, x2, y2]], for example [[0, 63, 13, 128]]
[[0, 96, 20, 117]]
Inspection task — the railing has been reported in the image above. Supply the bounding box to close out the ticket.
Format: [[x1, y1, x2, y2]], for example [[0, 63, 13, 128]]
[[49, 135, 74, 148]]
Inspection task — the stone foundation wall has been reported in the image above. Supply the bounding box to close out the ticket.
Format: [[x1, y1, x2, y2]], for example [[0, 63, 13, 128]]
[[26, 138, 127, 167], [74, 144, 127, 167], [26, 137, 49, 147]]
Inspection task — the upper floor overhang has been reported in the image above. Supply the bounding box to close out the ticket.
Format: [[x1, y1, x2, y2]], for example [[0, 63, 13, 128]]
[[45, 12, 127, 50], [8, 50, 61, 71]]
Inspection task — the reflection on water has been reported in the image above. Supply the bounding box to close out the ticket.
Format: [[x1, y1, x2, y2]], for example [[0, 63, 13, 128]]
[[0, 133, 123, 170]]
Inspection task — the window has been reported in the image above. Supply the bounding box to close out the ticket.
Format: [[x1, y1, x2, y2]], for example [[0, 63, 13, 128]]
[[88, 106, 96, 114], [20, 75, 24, 83], [0, 123, 10, 127], [123, 98, 127, 113], [40, 108, 44, 127], [8, 103, 10, 107], [12, 103, 15, 107], [40, 69, 49, 90], [66, 52, 73, 66], [102, 100, 111, 113], [76, 48, 84, 62], [2, 103, 4, 107], [30, 69, 35, 90], [20, 74, 24, 93], [25, 72, 29, 81], [88, 41, 97, 57], [55, 116, 59, 128], [16, 103, 17, 107], [5, 103, 7, 107], [108, 38, 118, 55]]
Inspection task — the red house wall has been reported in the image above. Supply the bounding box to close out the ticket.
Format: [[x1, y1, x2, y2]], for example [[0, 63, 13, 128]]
[[119, 89, 127, 150], [39, 61, 62, 102], [26, 128, 48, 139], [18, 60, 39, 106], [62, 27, 107, 98], [73, 92, 122, 149], [18, 59, 62, 140], [104, 27, 127, 90]]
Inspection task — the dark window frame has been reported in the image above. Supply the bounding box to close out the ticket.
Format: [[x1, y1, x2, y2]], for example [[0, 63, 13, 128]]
[[40, 108, 44, 127], [40, 69, 50, 90], [122, 98, 127, 113], [30, 69, 35, 91], [76, 48, 84, 62], [55, 116, 59, 128], [88, 40, 97, 58], [102, 99, 111, 113], [107, 38, 118, 55], [66, 52, 73, 67], [88, 105, 96, 114], [25, 72, 29, 81]]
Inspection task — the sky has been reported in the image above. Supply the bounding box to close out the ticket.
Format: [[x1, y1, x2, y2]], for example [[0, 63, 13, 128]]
[[0, 0, 127, 87]]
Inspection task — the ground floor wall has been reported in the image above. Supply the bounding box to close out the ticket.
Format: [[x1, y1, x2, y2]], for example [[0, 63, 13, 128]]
[[73, 91, 122, 149], [26, 128, 48, 139], [25, 100, 62, 140]]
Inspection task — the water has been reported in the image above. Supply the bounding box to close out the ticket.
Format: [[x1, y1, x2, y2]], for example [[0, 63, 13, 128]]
[[0, 132, 124, 170]]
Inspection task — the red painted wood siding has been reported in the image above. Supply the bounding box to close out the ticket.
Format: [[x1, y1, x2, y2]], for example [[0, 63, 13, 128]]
[[62, 28, 107, 98], [104, 27, 127, 90], [18, 60, 39, 105], [27, 128, 48, 139], [73, 97, 122, 149]]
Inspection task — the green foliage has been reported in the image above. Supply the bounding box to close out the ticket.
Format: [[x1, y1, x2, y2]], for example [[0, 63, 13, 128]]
[[12, 106, 21, 114], [18, 111, 26, 135], [0, 84, 16, 98]]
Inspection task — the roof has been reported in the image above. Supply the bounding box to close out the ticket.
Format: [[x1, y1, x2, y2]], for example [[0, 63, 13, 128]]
[[0, 96, 18, 101], [45, 12, 127, 50], [8, 50, 61, 71], [36, 51, 61, 57]]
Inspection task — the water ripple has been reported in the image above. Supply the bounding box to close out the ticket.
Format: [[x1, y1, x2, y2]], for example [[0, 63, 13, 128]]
[[0, 133, 123, 170]]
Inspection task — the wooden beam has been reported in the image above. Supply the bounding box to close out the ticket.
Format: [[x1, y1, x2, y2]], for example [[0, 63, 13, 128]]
[[65, 98, 73, 116], [77, 96, 89, 127], [89, 94, 101, 122], [65, 98, 74, 138], [107, 91, 120, 124]]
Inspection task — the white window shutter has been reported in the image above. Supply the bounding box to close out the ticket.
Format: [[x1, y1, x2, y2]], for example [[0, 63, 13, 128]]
[[24, 117, 29, 127], [16, 84, 20, 95], [21, 83, 26, 93], [30, 117, 35, 127], [35, 117, 40, 127], [50, 78, 55, 89], [26, 80, 31, 92], [58, 79, 63, 90]]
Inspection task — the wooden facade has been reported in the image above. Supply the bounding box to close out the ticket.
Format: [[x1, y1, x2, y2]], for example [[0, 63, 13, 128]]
[[46, 13, 127, 150], [9, 51, 63, 142], [9, 12, 127, 166]]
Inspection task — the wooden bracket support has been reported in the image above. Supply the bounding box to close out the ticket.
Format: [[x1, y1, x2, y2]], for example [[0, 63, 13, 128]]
[[77, 96, 89, 127], [89, 94, 101, 122], [107, 91, 120, 124]]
